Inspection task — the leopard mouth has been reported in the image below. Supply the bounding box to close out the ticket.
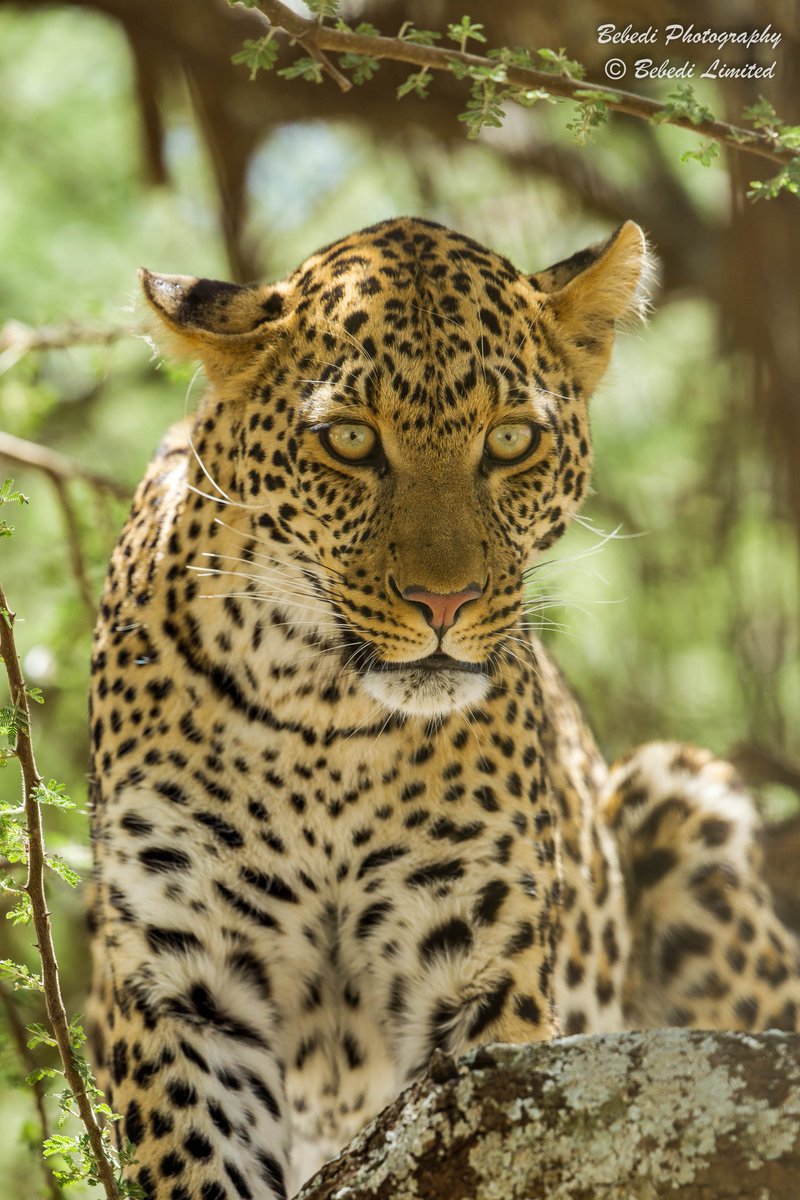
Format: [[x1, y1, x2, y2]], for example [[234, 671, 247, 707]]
[[374, 653, 489, 676], [358, 650, 493, 718]]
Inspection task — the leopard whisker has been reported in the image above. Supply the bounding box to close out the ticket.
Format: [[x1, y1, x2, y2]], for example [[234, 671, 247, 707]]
[[187, 482, 269, 511], [195, 588, 336, 620], [523, 525, 625, 580], [191, 554, 336, 604], [211, 519, 347, 581]]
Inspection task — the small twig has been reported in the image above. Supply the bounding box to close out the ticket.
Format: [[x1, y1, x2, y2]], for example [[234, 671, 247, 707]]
[[249, 0, 350, 91], [0, 432, 131, 618], [253, 0, 794, 167], [0, 319, 137, 374], [0, 432, 131, 503], [730, 742, 800, 793], [0, 979, 62, 1200], [0, 582, 122, 1199], [304, 42, 352, 91], [50, 476, 97, 619], [0, 429, 131, 623]]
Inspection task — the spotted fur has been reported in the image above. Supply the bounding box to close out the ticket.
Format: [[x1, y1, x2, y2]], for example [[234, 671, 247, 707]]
[[89, 218, 800, 1200]]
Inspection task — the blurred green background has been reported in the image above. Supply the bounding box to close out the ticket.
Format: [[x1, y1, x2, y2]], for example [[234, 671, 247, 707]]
[[1, 0, 799, 1192]]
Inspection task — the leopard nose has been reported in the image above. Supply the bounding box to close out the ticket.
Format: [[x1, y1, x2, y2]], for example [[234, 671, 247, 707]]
[[400, 583, 483, 632]]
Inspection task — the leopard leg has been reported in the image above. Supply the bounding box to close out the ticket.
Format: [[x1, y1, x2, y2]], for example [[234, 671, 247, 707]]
[[89, 821, 291, 1200], [604, 741, 800, 1032]]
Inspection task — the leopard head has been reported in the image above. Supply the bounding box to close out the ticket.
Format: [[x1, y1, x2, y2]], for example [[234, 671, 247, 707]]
[[141, 218, 653, 718]]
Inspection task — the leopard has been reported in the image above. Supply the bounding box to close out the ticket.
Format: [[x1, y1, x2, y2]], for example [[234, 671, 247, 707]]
[[88, 216, 800, 1200]]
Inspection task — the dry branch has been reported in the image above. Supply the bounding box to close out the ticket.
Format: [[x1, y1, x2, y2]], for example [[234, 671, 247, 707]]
[[299, 1032, 800, 1199], [0, 318, 135, 373], [0, 431, 132, 617], [0, 432, 131, 503], [253, 0, 794, 167], [0, 582, 121, 1200]]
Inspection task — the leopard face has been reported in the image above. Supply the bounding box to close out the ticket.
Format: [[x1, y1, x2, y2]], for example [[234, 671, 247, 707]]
[[142, 217, 650, 718]]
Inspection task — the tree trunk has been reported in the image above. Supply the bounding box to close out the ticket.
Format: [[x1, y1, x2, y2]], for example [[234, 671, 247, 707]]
[[298, 1030, 800, 1199]]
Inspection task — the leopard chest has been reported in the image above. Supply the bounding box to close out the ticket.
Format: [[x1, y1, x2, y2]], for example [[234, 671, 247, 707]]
[[98, 689, 560, 1177]]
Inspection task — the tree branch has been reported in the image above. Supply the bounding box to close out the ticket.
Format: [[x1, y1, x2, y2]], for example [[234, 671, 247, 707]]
[[248, 0, 351, 91], [0, 318, 136, 374], [0, 582, 121, 1199], [252, 0, 795, 167], [50, 474, 97, 618], [0, 978, 61, 1200], [730, 741, 800, 792], [0, 432, 131, 503], [299, 1033, 800, 1199], [0, 431, 131, 617]]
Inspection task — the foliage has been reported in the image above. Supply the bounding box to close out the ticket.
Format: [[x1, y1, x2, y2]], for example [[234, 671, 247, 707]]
[[0, 480, 28, 539], [231, 34, 279, 81], [0, 480, 129, 1194], [228, 2, 799, 194], [748, 159, 800, 200]]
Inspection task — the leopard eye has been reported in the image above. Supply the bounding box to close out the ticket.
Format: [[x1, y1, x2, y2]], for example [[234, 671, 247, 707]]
[[322, 422, 379, 464], [485, 422, 541, 464]]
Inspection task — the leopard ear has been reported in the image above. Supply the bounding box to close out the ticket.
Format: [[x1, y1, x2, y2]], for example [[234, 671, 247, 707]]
[[530, 221, 656, 330], [139, 270, 290, 377]]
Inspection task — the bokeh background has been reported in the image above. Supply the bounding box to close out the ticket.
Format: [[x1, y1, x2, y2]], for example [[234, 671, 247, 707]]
[[0, 0, 798, 1192]]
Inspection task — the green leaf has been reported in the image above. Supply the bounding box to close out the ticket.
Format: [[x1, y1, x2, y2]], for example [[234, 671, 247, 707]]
[[43, 1132, 77, 1157], [0, 813, 27, 864], [338, 52, 380, 85], [47, 854, 81, 888], [304, 0, 339, 16], [5, 890, 33, 925], [742, 96, 779, 132], [68, 1017, 87, 1051], [397, 23, 441, 46], [278, 56, 325, 83], [566, 99, 609, 144], [0, 704, 18, 744], [0, 479, 29, 508], [778, 125, 800, 151], [488, 46, 534, 69], [33, 779, 74, 809], [0, 479, 28, 538], [457, 90, 507, 139], [536, 47, 585, 80], [27, 1022, 57, 1051], [26, 1065, 57, 1085], [446, 16, 487, 52], [680, 140, 720, 167], [0, 959, 43, 990], [652, 83, 714, 126], [231, 35, 279, 81], [397, 68, 431, 100], [748, 158, 800, 201]]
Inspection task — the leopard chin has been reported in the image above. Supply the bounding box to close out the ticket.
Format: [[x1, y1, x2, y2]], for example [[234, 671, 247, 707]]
[[360, 665, 492, 718]]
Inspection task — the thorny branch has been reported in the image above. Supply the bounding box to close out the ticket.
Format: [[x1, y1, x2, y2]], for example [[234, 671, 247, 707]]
[[0, 978, 61, 1200], [0, 582, 122, 1200], [252, 0, 796, 167], [0, 432, 131, 619]]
